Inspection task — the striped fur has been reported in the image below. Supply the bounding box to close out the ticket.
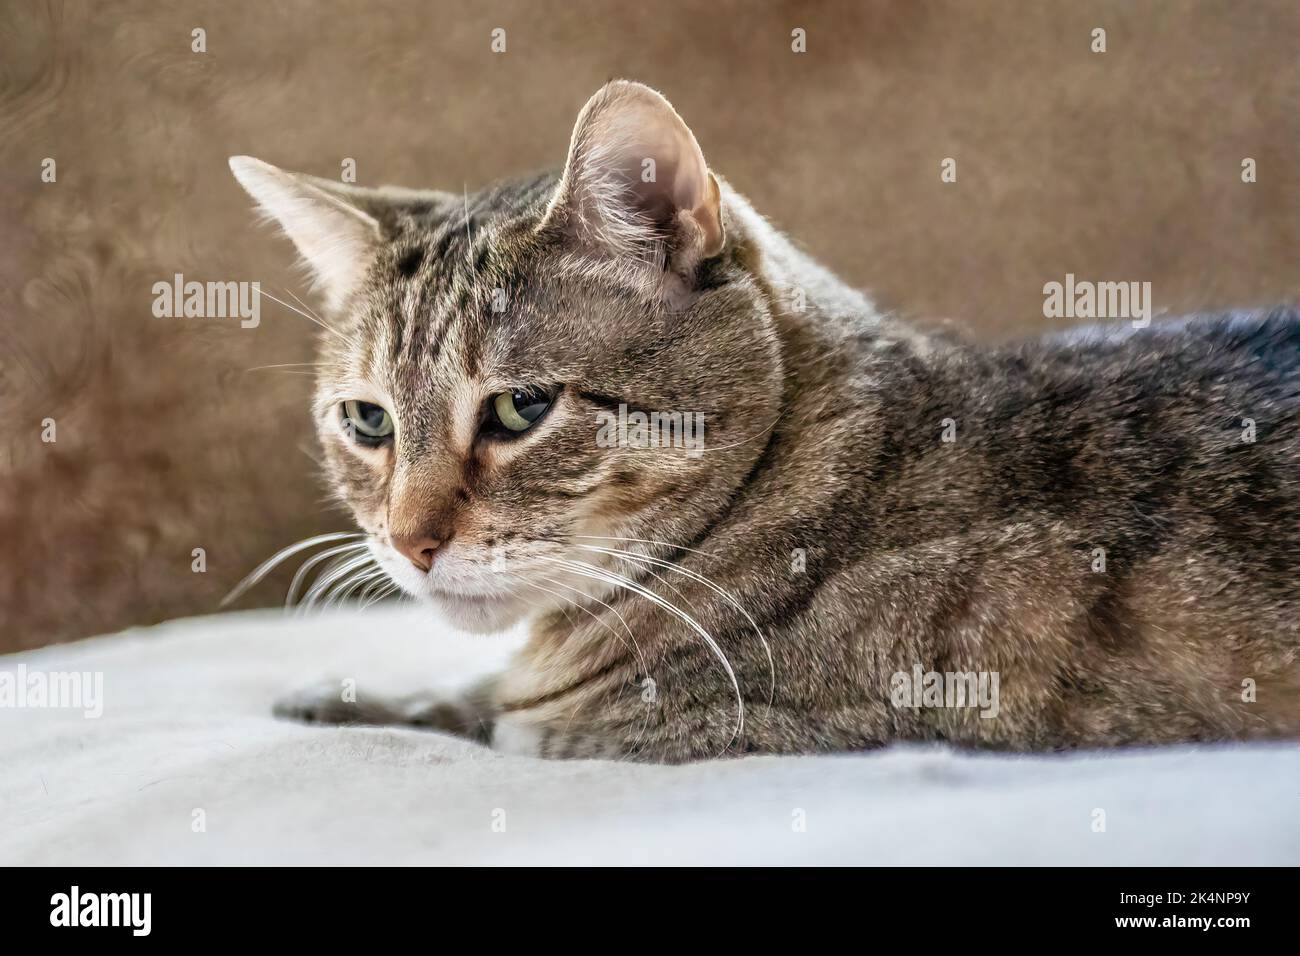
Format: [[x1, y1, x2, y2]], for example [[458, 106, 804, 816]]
[[236, 82, 1300, 762]]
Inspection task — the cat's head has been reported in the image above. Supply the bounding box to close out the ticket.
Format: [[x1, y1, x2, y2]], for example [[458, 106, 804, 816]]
[[231, 81, 781, 633]]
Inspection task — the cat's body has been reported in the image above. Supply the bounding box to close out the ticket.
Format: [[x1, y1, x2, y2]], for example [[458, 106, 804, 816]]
[[235, 81, 1300, 762], [486, 282, 1300, 761]]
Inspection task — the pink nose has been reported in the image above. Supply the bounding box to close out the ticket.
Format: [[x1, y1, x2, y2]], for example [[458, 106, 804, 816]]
[[391, 535, 445, 573]]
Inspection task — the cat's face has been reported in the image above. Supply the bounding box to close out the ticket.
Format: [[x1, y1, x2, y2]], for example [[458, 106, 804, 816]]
[[313, 216, 778, 632], [233, 81, 780, 632]]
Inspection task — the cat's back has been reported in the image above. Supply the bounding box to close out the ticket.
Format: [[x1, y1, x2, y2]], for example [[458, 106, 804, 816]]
[[957, 307, 1300, 599], [880, 309, 1300, 744], [1037, 306, 1300, 398], [1018, 307, 1300, 506], [962, 307, 1300, 456], [852, 306, 1300, 586]]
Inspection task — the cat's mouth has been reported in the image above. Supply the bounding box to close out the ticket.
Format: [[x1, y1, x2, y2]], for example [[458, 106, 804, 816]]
[[369, 540, 530, 633]]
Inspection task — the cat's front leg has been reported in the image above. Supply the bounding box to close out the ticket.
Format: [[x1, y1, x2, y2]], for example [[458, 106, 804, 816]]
[[273, 675, 499, 745], [488, 698, 750, 762], [490, 700, 894, 762], [489, 714, 628, 759]]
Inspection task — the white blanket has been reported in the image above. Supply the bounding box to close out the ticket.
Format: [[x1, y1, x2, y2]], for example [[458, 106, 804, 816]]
[[2, 608, 1296, 865]]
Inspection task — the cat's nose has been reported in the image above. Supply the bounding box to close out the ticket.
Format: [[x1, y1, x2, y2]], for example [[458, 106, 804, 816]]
[[391, 534, 445, 573]]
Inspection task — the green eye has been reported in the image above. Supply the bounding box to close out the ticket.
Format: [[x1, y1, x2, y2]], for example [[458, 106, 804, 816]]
[[341, 400, 394, 443], [491, 388, 552, 434]]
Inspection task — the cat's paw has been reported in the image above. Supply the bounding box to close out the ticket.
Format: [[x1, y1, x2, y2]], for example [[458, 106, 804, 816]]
[[272, 680, 400, 726]]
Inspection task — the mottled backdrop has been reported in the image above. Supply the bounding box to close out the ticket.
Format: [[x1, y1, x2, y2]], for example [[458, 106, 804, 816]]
[[2, 0, 1297, 650]]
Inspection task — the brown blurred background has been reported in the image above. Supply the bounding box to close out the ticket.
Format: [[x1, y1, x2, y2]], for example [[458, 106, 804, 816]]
[[2, 0, 1297, 651]]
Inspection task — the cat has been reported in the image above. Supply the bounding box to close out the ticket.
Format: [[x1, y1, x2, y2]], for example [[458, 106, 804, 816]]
[[230, 80, 1300, 762]]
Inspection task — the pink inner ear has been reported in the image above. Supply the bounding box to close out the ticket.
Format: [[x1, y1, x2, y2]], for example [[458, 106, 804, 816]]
[[607, 106, 709, 222], [577, 93, 707, 221], [628, 157, 683, 230], [548, 81, 725, 265]]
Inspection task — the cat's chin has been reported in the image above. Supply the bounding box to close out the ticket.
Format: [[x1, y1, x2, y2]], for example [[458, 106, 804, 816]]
[[424, 590, 527, 635]]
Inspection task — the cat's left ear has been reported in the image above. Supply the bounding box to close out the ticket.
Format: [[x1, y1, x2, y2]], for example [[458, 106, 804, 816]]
[[539, 81, 724, 300]]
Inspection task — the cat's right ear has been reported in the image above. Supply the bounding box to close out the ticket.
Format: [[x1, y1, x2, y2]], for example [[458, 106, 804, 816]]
[[538, 81, 725, 304], [228, 156, 382, 312]]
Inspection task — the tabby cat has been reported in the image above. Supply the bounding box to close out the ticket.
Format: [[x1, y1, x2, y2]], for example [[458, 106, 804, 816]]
[[230, 81, 1299, 762]]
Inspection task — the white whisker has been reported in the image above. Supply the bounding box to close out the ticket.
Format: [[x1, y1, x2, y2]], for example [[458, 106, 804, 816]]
[[558, 532, 717, 559], [257, 287, 348, 341], [313, 566, 371, 610], [357, 570, 398, 603], [286, 542, 370, 607], [362, 583, 402, 608], [531, 573, 659, 762], [574, 543, 775, 715], [527, 575, 647, 675], [245, 362, 324, 373], [300, 553, 376, 612], [342, 568, 390, 604], [221, 531, 364, 607], [537, 555, 744, 753], [278, 284, 327, 325]]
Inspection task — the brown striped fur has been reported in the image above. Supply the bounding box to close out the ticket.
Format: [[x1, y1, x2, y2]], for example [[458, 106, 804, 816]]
[[238, 81, 1300, 762]]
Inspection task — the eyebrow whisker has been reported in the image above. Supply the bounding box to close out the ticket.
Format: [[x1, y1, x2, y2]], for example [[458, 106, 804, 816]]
[[257, 287, 348, 341]]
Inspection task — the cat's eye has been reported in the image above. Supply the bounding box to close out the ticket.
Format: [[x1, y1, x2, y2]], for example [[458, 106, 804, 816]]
[[489, 387, 553, 435], [340, 400, 394, 445]]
